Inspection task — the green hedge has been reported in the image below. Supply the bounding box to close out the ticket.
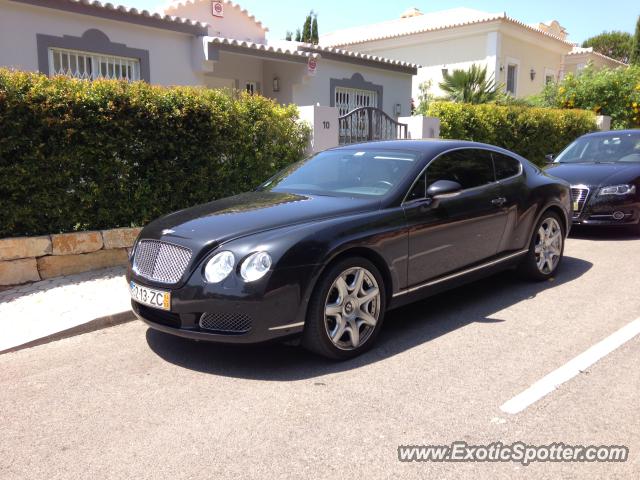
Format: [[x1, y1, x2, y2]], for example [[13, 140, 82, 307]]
[[426, 101, 597, 165], [0, 69, 310, 237]]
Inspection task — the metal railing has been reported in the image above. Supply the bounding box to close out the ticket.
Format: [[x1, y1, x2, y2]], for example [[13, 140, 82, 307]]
[[338, 107, 408, 145]]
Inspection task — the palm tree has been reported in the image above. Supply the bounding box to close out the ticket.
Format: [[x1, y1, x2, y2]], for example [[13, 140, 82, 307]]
[[438, 64, 500, 104]]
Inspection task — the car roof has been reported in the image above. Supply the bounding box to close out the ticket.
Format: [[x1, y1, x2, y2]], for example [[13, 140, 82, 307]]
[[580, 129, 640, 138], [328, 139, 504, 155]]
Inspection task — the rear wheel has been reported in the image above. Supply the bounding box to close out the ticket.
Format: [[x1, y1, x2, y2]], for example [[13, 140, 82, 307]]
[[518, 212, 565, 281], [302, 257, 386, 360]]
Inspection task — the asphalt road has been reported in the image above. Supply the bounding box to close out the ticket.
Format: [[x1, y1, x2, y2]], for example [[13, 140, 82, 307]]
[[1, 227, 639, 479]]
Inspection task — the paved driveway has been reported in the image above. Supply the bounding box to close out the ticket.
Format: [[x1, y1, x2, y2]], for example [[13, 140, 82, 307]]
[[1, 228, 639, 479]]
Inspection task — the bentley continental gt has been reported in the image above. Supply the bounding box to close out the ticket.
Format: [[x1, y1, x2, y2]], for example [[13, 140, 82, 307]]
[[128, 141, 571, 359]]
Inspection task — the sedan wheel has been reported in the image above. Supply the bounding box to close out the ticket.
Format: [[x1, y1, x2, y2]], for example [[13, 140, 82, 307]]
[[324, 267, 381, 350], [303, 257, 386, 360], [534, 217, 563, 275]]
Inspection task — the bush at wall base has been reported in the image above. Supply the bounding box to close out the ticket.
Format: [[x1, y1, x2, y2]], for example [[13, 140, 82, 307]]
[[0, 69, 310, 237], [427, 101, 597, 166]]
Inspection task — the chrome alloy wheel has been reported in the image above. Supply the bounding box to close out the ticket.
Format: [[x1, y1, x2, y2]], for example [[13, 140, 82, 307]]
[[534, 217, 563, 275], [324, 267, 381, 350]]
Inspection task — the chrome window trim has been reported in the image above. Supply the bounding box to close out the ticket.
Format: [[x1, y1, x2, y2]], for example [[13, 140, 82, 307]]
[[401, 146, 523, 205]]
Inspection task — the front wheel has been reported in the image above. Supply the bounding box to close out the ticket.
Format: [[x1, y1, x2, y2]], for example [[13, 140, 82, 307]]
[[518, 212, 565, 281], [302, 257, 386, 360]]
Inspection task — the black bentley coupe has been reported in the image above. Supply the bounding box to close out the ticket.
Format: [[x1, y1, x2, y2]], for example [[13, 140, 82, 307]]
[[128, 140, 571, 359], [546, 130, 640, 232]]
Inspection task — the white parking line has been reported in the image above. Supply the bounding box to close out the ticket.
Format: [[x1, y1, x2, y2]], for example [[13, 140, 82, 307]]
[[501, 317, 640, 415]]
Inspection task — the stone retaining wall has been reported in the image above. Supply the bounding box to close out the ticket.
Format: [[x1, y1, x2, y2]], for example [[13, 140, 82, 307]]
[[0, 228, 141, 286]]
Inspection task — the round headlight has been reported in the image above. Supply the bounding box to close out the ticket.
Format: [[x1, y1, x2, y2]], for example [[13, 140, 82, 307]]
[[204, 251, 235, 283], [240, 251, 272, 282]]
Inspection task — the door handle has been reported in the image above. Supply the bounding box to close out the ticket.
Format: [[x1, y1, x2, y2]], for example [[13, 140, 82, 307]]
[[491, 197, 507, 206]]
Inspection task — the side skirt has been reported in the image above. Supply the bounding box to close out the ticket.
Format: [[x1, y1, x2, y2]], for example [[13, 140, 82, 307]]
[[388, 249, 528, 310]]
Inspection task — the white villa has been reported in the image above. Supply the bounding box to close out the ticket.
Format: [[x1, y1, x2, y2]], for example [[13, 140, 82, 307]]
[[321, 7, 626, 100], [0, 0, 418, 118]]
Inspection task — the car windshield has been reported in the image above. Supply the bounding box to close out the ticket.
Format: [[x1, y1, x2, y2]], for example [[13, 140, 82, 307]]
[[554, 132, 640, 164], [259, 149, 420, 198]]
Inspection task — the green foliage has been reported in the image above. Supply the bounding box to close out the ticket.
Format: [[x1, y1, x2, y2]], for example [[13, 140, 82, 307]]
[[294, 11, 318, 44], [311, 15, 319, 44], [533, 64, 640, 129], [0, 69, 310, 237], [285, 31, 293, 41], [414, 80, 434, 116], [438, 64, 500, 104], [631, 16, 640, 65], [582, 31, 632, 64], [302, 12, 312, 43], [426, 102, 597, 166]]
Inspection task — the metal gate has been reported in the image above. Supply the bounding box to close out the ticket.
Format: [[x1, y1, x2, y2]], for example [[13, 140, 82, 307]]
[[338, 107, 408, 145]]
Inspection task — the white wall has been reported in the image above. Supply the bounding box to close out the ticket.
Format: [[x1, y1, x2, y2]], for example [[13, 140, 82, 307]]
[[0, 0, 205, 86], [164, 0, 266, 43], [344, 29, 491, 100]]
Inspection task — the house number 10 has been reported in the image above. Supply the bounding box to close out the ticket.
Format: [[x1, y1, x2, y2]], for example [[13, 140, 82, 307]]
[[322, 121, 330, 129]]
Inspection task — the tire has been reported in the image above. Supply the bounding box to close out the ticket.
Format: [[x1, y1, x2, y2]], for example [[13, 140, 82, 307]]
[[518, 211, 565, 281], [302, 257, 386, 360]]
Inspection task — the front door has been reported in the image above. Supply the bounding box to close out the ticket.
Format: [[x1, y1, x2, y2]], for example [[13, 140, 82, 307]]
[[404, 148, 508, 286]]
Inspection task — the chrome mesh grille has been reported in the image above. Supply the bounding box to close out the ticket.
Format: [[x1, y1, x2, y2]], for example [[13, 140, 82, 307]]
[[132, 240, 192, 284], [199, 312, 252, 334], [570, 186, 590, 217]]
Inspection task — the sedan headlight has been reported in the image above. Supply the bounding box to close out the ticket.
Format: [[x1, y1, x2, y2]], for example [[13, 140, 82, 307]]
[[204, 251, 235, 283], [598, 184, 636, 196], [240, 251, 272, 282]]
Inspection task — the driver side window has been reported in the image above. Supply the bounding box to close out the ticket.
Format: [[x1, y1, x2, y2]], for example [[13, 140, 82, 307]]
[[406, 173, 427, 201]]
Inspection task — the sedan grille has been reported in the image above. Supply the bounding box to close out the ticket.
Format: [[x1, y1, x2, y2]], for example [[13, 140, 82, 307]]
[[132, 240, 192, 284], [570, 186, 590, 217], [199, 312, 252, 334]]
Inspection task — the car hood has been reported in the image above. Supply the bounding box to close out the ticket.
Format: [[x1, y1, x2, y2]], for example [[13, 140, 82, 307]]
[[545, 162, 640, 187], [139, 191, 379, 253]]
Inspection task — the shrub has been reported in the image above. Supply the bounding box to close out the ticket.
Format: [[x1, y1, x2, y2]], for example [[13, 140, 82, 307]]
[[0, 69, 310, 237], [532, 64, 640, 129], [426, 101, 597, 165]]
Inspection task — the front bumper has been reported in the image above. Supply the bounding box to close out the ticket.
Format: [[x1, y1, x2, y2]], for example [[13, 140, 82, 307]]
[[572, 192, 640, 226], [128, 264, 316, 344]]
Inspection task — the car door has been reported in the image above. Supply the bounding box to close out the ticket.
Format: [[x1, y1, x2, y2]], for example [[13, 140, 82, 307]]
[[403, 148, 509, 286], [491, 151, 530, 252]]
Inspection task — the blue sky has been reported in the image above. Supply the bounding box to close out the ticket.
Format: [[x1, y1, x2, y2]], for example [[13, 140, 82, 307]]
[[130, 1, 638, 44]]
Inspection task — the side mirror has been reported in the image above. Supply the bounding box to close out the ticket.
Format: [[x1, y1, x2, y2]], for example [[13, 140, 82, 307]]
[[427, 179, 462, 197], [544, 154, 555, 164]]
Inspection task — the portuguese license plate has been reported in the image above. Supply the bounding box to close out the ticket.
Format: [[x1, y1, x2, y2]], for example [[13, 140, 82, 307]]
[[130, 281, 170, 311]]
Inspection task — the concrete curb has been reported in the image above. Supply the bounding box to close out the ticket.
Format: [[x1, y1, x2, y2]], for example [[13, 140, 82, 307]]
[[0, 310, 136, 355]]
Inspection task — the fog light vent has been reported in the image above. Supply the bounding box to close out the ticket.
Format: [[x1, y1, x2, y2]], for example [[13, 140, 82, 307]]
[[199, 312, 252, 333]]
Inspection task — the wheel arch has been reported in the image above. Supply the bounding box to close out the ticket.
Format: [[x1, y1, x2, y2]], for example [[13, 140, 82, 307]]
[[537, 202, 570, 236], [308, 246, 395, 310]]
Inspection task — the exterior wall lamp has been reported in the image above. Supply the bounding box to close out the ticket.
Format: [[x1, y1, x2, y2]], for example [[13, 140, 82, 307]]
[[530, 69, 536, 81], [272, 76, 280, 92]]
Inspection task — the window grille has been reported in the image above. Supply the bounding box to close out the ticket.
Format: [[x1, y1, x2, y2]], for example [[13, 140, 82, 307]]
[[48, 47, 141, 81], [335, 86, 378, 116]]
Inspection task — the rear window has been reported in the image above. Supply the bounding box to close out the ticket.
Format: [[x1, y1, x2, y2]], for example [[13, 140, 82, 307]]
[[493, 153, 521, 180]]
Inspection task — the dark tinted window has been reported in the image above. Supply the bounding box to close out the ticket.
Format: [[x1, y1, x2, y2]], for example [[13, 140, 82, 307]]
[[406, 173, 427, 201], [427, 149, 495, 190], [492, 152, 521, 180]]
